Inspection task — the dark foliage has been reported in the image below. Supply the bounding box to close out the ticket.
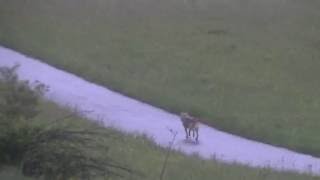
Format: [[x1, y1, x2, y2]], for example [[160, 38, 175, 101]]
[[0, 65, 137, 179]]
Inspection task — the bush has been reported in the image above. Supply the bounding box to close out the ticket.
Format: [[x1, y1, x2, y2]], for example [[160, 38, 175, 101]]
[[0, 64, 46, 121], [0, 65, 136, 179], [0, 65, 46, 164]]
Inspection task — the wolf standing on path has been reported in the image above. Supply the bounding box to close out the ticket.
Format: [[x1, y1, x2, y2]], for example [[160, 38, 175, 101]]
[[180, 112, 199, 142]]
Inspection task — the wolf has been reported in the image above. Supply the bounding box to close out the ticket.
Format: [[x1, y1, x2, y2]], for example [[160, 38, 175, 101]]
[[180, 112, 199, 142]]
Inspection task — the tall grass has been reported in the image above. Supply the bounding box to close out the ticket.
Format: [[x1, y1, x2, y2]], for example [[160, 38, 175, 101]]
[[0, 0, 320, 156], [0, 66, 135, 179], [1, 102, 319, 180]]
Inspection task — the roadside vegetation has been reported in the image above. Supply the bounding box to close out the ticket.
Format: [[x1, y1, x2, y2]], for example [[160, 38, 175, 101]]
[[1, 0, 320, 157], [0, 65, 318, 180], [0, 66, 136, 179]]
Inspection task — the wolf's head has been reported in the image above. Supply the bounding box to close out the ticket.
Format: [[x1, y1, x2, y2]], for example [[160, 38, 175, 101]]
[[180, 112, 189, 118]]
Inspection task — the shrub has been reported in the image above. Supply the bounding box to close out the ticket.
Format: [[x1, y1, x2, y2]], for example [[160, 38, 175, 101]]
[[0, 65, 46, 164], [0, 65, 136, 179]]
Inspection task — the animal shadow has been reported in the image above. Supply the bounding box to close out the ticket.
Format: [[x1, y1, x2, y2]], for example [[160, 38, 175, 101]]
[[182, 138, 200, 145]]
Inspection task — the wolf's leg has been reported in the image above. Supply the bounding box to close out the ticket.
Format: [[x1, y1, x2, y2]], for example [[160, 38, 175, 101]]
[[184, 127, 189, 139], [195, 128, 199, 142]]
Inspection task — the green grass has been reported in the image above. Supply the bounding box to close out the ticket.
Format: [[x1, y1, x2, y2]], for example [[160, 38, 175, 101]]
[[0, 167, 33, 180], [0, 101, 319, 180], [1, 0, 320, 156]]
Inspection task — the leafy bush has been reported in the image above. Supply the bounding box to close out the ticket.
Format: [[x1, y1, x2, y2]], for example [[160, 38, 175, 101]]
[[0, 64, 46, 121], [0, 65, 46, 164], [0, 65, 136, 179]]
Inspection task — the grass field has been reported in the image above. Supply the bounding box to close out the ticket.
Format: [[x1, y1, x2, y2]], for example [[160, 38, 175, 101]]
[[1, 0, 320, 156], [0, 101, 318, 180]]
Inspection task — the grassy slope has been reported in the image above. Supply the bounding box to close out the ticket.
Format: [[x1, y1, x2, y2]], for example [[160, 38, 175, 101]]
[[1, 0, 320, 155], [0, 102, 318, 180]]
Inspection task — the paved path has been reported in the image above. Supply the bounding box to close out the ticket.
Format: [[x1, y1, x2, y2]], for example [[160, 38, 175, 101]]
[[1, 46, 320, 176]]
